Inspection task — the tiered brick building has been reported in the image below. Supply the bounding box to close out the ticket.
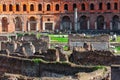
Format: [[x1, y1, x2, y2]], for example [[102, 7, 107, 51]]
[[0, 0, 120, 33]]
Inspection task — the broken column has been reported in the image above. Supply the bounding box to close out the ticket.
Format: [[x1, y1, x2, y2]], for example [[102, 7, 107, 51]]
[[74, 8, 78, 32]]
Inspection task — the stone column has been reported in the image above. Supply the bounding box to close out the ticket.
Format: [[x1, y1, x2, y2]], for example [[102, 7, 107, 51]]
[[118, 21, 120, 30], [36, 21, 39, 31], [0, 18, 2, 32], [77, 22, 80, 30], [28, 21, 30, 31], [87, 20, 90, 30], [95, 21, 97, 29], [0, 42, 1, 50], [60, 23, 62, 30], [74, 8, 78, 32], [110, 21, 112, 30], [22, 22, 24, 31], [70, 22, 72, 30], [104, 22, 106, 30]]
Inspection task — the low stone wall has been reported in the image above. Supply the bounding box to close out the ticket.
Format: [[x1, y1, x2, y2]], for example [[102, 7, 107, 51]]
[[69, 34, 110, 50], [110, 42, 120, 47], [69, 50, 115, 65], [0, 55, 96, 77], [0, 55, 39, 77]]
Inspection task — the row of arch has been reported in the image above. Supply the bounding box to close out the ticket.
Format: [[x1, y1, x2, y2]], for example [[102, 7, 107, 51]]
[[1, 15, 119, 32], [1, 17, 37, 32], [62, 15, 119, 30], [65, 2, 118, 11], [2, 2, 118, 12]]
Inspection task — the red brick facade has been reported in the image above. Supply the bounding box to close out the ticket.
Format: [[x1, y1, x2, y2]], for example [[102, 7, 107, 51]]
[[0, 0, 120, 33]]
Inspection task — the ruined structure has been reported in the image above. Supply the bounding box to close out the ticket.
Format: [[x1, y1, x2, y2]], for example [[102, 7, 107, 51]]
[[0, 0, 120, 33], [69, 34, 110, 50]]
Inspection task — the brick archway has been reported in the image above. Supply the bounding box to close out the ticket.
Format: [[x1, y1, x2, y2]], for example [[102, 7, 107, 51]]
[[15, 17, 22, 31], [112, 15, 119, 30], [61, 16, 71, 31], [2, 17, 8, 32], [79, 15, 88, 30], [97, 15, 104, 30], [29, 17, 37, 31]]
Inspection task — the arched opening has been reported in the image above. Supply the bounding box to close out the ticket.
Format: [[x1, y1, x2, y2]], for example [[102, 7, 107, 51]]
[[9, 4, 13, 11], [114, 3, 118, 10], [23, 4, 27, 11], [15, 17, 22, 31], [61, 16, 71, 31], [29, 17, 36, 31], [107, 3, 111, 10], [16, 4, 20, 11], [47, 4, 50, 11], [99, 3, 102, 10], [55, 4, 59, 11], [79, 16, 88, 30], [81, 3, 85, 10], [30, 4, 34, 11], [112, 15, 119, 30], [3, 4, 6, 11], [97, 15, 104, 30], [64, 4, 68, 11], [90, 3, 94, 10], [2, 17, 8, 32], [73, 3, 77, 11], [38, 4, 42, 11]]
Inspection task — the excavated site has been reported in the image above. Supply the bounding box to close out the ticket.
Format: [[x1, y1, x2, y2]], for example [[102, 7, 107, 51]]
[[0, 34, 119, 80]]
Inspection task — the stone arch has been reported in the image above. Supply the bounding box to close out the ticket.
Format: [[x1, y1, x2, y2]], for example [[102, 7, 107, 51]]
[[29, 16, 37, 31], [73, 3, 77, 10], [23, 4, 27, 11], [38, 4, 42, 11], [30, 4, 34, 11], [90, 3, 94, 10], [15, 17, 22, 31], [64, 4, 68, 11], [55, 4, 59, 11], [99, 2, 103, 10], [112, 15, 119, 30], [107, 3, 111, 10], [16, 4, 20, 11], [79, 15, 88, 30], [3, 4, 6, 11], [61, 16, 71, 31], [97, 15, 104, 30], [47, 4, 51, 11], [9, 4, 13, 11], [81, 3, 85, 10], [114, 3, 118, 10], [2, 17, 8, 32]]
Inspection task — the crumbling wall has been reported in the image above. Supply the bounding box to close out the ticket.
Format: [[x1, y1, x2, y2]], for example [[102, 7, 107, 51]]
[[69, 50, 115, 65], [0, 55, 96, 77], [69, 34, 110, 50], [0, 55, 39, 77]]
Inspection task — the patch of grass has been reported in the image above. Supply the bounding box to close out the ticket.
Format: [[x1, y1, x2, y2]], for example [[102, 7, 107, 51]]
[[93, 65, 106, 70], [114, 46, 120, 54], [16, 33, 24, 37], [32, 58, 48, 64], [115, 46, 120, 51], [36, 33, 41, 39], [117, 36, 120, 42], [49, 35, 68, 43], [63, 46, 69, 51]]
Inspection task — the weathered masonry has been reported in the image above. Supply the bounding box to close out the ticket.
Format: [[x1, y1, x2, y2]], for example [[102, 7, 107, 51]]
[[0, 0, 120, 33]]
